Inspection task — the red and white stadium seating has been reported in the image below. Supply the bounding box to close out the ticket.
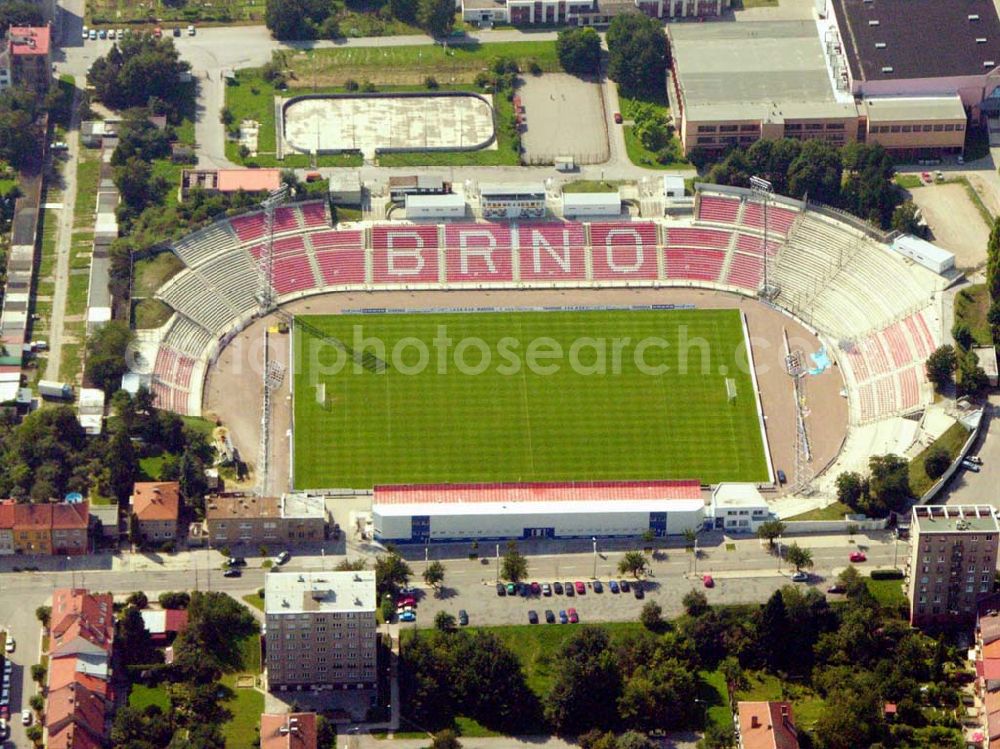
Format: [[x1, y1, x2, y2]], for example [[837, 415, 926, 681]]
[[230, 212, 267, 244], [273, 205, 303, 234], [741, 203, 798, 236], [590, 222, 658, 280], [310, 230, 366, 285], [735, 233, 781, 256], [697, 195, 741, 225], [516, 223, 586, 281], [881, 322, 913, 368], [372, 225, 439, 283], [665, 227, 732, 250], [445, 224, 514, 282], [273, 255, 320, 295], [300, 201, 330, 229], [665, 248, 725, 283], [904, 312, 936, 359], [725, 253, 762, 290], [898, 367, 920, 411]]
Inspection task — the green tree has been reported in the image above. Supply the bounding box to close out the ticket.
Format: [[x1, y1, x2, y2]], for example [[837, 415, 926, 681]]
[[0, 90, 43, 170], [785, 542, 813, 571], [556, 27, 601, 75], [682, 589, 709, 617], [682, 528, 697, 549], [698, 724, 737, 749], [756, 519, 785, 549], [173, 591, 258, 672], [720, 655, 749, 694], [988, 216, 1000, 302], [108, 424, 137, 504], [126, 591, 148, 609], [416, 0, 455, 38], [30, 663, 46, 684], [0, 2, 44, 28], [85, 321, 135, 394], [431, 729, 462, 749], [158, 591, 190, 609], [545, 627, 621, 733], [423, 560, 446, 591], [264, 0, 332, 39], [787, 139, 844, 204], [618, 659, 702, 731], [636, 117, 670, 152], [119, 605, 159, 666], [924, 447, 951, 480], [335, 558, 367, 571], [87, 36, 192, 115], [757, 590, 790, 671], [434, 611, 457, 632], [639, 600, 664, 631], [28, 693, 43, 713], [891, 200, 923, 236], [606, 14, 669, 96], [501, 541, 528, 582], [178, 447, 208, 516], [926, 344, 958, 391], [618, 550, 648, 578], [959, 349, 989, 397], [866, 454, 911, 516], [375, 552, 413, 597], [390, 0, 418, 23], [317, 715, 337, 749], [35, 605, 51, 628], [835, 471, 867, 511], [952, 321, 974, 350]]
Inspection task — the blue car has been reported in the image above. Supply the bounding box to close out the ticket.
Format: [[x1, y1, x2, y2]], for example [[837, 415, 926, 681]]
[[399, 611, 416, 622], [519, 583, 530, 597], [609, 580, 620, 594], [558, 610, 568, 624]]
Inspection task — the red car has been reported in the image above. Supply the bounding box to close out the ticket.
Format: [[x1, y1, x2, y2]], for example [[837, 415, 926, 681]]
[[530, 581, 541, 595], [574, 581, 586, 595], [613, 112, 623, 124], [396, 596, 416, 607], [702, 574, 715, 588], [849, 551, 867, 563], [567, 607, 579, 623]]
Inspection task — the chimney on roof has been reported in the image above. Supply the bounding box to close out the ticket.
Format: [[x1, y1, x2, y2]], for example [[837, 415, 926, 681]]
[[751, 715, 760, 729]]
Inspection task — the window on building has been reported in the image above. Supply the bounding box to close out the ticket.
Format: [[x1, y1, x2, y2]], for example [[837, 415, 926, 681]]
[[697, 125, 717, 133], [890, 125, 901, 133], [719, 125, 738, 133], [933, 124, 944, 131], [922, 124, 933, 132]]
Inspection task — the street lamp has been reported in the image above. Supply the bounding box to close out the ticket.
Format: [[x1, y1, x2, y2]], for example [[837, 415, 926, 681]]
[[592, 537, 598, 579], [496, 543, 500, 583]]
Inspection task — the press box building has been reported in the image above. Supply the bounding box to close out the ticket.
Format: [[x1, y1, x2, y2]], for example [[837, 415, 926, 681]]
[[371, 481, 705, 543]]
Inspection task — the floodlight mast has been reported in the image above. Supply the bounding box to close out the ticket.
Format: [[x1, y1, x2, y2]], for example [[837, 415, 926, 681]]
[[750, 175, 773, 296]]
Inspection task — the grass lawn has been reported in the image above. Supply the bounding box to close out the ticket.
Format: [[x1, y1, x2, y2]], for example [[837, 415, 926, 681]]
[[182, 415, 217, 438], [129, 683, 170, 711], [242, 593, 264, 612], [0, 178, 16, 195], [87, 0, 263, 24], [561, 180, 627, 193], [734, 672, 825, 729], [954, 284, 993, 345], [865, 576, 908, 610], [59, 342, 83, 383], [453, 717, 503, 738], [293, 309, 768, 488], [617, 88, 687, 170], [66, 272, 90, 317], [700, 669, 731, 729], [287, 42, 562, 86], [139, 453, 169, 481], [908, 421, 972, 498], [133, 298, 174, 329], [785, 501, 852, 522], [894, 174, 924, 190], [220, 673, 264, 747], [134, 252, 185, 298]]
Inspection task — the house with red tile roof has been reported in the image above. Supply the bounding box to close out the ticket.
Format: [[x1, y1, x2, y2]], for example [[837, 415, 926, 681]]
[[14, 502, 53, 554], [51, 502, 89, 555], [0, 499, 14, 554], [130, 482, 181, 544], [45, 589, 114, 749], [261, 713, 318, 749], [737, 701, 800, 749]]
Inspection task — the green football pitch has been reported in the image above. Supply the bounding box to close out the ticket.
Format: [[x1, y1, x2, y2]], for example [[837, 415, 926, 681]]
[[291, 309, 770, 488]]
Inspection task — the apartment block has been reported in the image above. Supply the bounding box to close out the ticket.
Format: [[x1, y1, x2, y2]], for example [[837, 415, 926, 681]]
[[2, 26, 51, 93], [204, 493, 326, 547], [264, 571, 377, 692], [908, 505, 1000, 628]]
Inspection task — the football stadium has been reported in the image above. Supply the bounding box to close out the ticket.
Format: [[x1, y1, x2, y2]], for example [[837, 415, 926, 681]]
[[140, 182, 950, 531]]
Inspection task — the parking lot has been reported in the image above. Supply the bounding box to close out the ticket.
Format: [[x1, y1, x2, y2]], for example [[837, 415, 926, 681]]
[[908, 182, 989, 268], [518, 73, 609, 165]]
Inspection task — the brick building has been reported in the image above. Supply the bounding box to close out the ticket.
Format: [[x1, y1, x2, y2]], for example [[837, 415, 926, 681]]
[[130, 482, 181, 544], [203, 493, 326, 548], [5, 501, 90, 555], [1, 26, 51, 93]]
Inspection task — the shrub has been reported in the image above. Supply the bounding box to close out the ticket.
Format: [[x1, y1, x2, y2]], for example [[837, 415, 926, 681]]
[[871, 568, 904, 580], [29, 694, 44, 712], [361, 80, 376, 92], [345, 78, 359, 92], [425, 76, 439, 89], [126, 591, 148, 609], [528, 60, 542, 75], [158, 591, 190, 609]]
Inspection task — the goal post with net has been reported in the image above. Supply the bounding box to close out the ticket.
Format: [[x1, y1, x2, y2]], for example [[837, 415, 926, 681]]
[[726, 378, 737, 404]]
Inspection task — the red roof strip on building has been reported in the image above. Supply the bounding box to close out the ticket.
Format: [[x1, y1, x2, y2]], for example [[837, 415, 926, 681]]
[[374, 480, 703, 505], [0, 500, 14, 529], [9, 26, 50, 56]]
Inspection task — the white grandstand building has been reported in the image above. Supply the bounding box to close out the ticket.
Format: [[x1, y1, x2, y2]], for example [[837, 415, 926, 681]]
[[144, 186, 952, 507]]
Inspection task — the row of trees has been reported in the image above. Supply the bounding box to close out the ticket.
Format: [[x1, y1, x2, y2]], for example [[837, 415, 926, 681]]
[[835, 454, 911, 518], [265, 0, 455, 40], [703, 139, 902, 229], [87, 36, 191, 117]]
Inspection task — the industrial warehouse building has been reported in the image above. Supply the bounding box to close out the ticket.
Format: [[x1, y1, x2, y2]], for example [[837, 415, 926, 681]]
[[371, 481, 706, 543], [669, 0, 1000, 158]]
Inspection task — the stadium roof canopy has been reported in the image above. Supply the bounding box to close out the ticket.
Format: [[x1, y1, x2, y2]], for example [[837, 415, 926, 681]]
[[830, 0, 1000, 82], [668, 21, 856, 123]]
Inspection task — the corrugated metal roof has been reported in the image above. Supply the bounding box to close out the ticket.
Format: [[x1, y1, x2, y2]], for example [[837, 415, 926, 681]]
[[375, 480, 702, 505]]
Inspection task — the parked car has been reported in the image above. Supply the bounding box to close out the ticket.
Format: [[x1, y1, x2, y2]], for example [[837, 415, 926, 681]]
[[849, 551, 867, 563], [187, 24, 196, 35], [153, 26, 162, 37], [967, 455, 984, 465], [567, 608, 579, 623], [396, 596, 416, 608], [528, 610, 539, 624], [574, 581, 586, 595], [98, 29, 107, 39], [21, 709, 31, 726], [542, 583, 552, 596], [613, 112, 623, 124], [399, 611, 416, 623], [458, 609, 469, 626], [107, 29, 115, 39], [82, 25, 89, 38], [89, 29, 97, 39], [228, 556, 247, 567], [777, 469, 787, 484], [564, 581, 574, 597], [545, 609, 556, 624], [530, 581, 541, 596], [559, 609, 568, 624], [5, 639, 14, 654], [826, 584, 846, 594], [553, 582, 564, 595], [633, 584, 645, 599], [791, 571, 809, 582], [275, 551, 291, 565], [619, 579, 630, 592], [592, 580, 604, 593], [172, 27, 181, 36], [703, 574, 715, 588], [496, 582, 506, 596], [0, 718, 7, 740], [223, 568, 242, 578], [609, 580, 620, 594], [962, 460, 982, 473], [506, 582, 516, 595], [519, 583, 530, 597]]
